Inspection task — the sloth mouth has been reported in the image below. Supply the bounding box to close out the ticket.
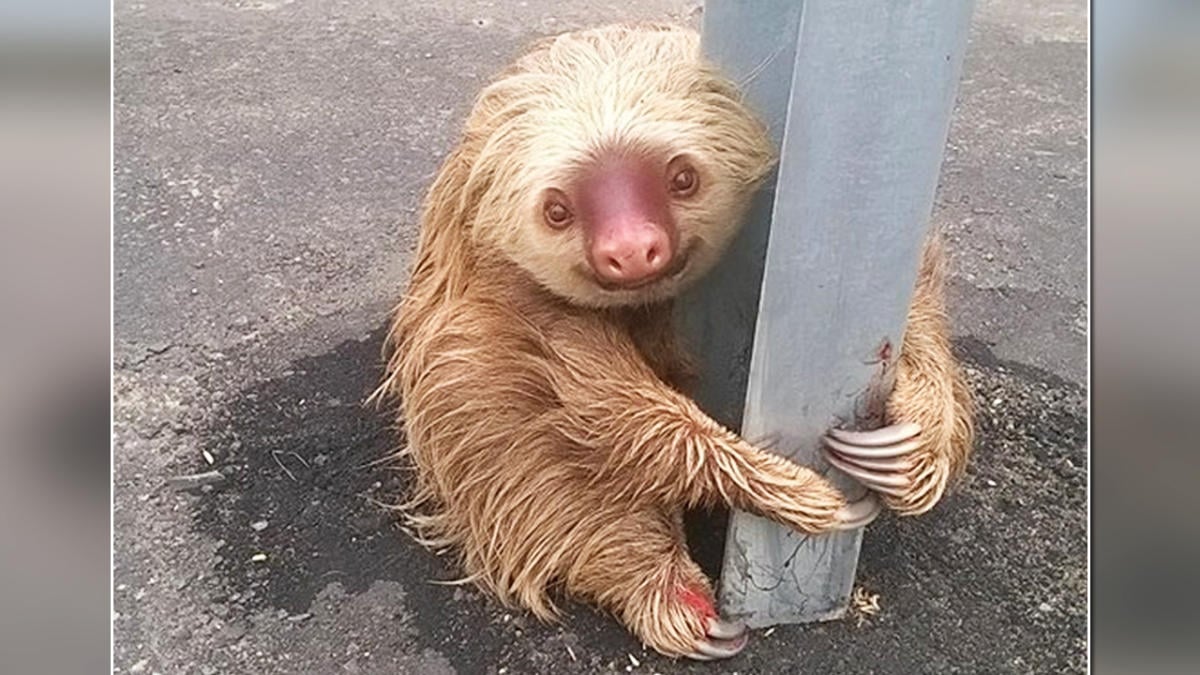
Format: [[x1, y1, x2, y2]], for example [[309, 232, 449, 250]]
[[586, 241, 696, 294]]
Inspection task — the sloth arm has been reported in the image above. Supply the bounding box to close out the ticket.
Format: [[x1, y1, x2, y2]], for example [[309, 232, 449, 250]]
[[543, 314, 877, 533], [821, 233, 975, 515]]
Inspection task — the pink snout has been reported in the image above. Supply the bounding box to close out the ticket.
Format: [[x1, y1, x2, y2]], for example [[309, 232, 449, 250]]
[[589, 221, 673, 286]]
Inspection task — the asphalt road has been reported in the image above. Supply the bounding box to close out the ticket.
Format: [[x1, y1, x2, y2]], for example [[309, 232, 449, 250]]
[[113, 1, 1087, 673]]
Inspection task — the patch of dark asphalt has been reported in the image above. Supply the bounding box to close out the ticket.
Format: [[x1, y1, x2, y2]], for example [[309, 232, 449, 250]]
[[194, 325, 496, 673], [192, 330, 1085, 673]]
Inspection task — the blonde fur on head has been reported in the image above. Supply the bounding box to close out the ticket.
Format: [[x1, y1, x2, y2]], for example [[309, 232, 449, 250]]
[[377, 22, 973, 659], [453, 23, 773, 308]]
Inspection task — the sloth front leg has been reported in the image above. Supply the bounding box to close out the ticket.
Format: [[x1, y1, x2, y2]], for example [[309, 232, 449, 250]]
[[549, 319, 881, 531], [821, 233, 975, 516], [566, 504, 751, 660], [553, 382, 879, 533]]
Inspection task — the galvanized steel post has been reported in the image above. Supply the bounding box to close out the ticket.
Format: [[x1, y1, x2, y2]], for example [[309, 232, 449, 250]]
[[681, 0, 975, 626]]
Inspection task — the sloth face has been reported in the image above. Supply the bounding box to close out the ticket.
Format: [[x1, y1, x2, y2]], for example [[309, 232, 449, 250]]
[[468, 25, 774, 307]]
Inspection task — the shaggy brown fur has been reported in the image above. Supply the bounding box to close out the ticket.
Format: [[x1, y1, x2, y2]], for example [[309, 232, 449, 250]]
[[376, 23, 974, 658], [885, 235, 976, 515]]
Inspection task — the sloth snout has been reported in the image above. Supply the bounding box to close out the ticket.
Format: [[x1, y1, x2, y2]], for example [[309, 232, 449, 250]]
[[590, 222, 673, 286]]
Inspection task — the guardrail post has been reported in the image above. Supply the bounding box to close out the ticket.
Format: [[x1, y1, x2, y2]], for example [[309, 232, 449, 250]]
[[681, 0, 975, 626]]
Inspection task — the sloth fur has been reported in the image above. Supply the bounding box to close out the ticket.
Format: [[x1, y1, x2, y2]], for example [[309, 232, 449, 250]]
[[376, 23, 974, 658]]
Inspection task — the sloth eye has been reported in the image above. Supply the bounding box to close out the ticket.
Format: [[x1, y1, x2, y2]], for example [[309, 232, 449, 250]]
[[543, 197, 574, 229], [668, 161, 699, 198]]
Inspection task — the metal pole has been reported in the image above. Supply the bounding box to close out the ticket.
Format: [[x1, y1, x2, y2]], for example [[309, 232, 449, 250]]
[[682, 0, 975, 627]]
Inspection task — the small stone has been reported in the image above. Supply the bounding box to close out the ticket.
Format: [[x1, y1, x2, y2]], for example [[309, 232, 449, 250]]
[[221, 621, 247, 643], [146, 341, 173, 355], [350, 514, 381, 532], [130, 659, 150, 673], [287, 612, 312, 623], [166, 470, 225, 491], [201, 666, 218, 675], [1054, 459, 1077, 479], [190, 288, 199, 296], [1038, 602, 1053, 613], [251, 520, 269, 532]]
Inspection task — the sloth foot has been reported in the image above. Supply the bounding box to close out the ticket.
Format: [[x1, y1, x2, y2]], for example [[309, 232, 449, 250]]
[[677, 587, 749, 661], [822, 422, 922, 498], [686, 617, 749, 660]]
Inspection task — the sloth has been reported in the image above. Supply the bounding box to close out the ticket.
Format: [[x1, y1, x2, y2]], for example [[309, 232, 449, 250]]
[[377, 23, 974, 660]]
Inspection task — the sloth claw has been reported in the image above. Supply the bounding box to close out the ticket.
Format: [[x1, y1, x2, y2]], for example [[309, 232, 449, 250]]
[[832, 493, 881, 529], [705, 616, 746, 641], [824, 450, 910, 489], [686, 626, 749, 661], [673, 588, 749, 660], [823, 422, 923, 498], [823, 434, 922, 459], [827, 422, 921, 447]]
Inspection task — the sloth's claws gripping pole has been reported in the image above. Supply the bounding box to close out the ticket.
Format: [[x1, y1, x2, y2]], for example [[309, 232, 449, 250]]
[[685, 618, 749, 661], [827, 422, 922, 450], [822, 423, 923, 498], [832, 492, 882, 529]]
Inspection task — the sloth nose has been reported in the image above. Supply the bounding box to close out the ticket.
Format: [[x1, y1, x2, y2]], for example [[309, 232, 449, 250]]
[[591, 223, 673, 286]]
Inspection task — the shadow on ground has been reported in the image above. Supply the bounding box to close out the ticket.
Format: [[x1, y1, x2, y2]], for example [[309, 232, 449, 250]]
[[194, 329, 1086, 673], [194, 327, 704, 672]]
